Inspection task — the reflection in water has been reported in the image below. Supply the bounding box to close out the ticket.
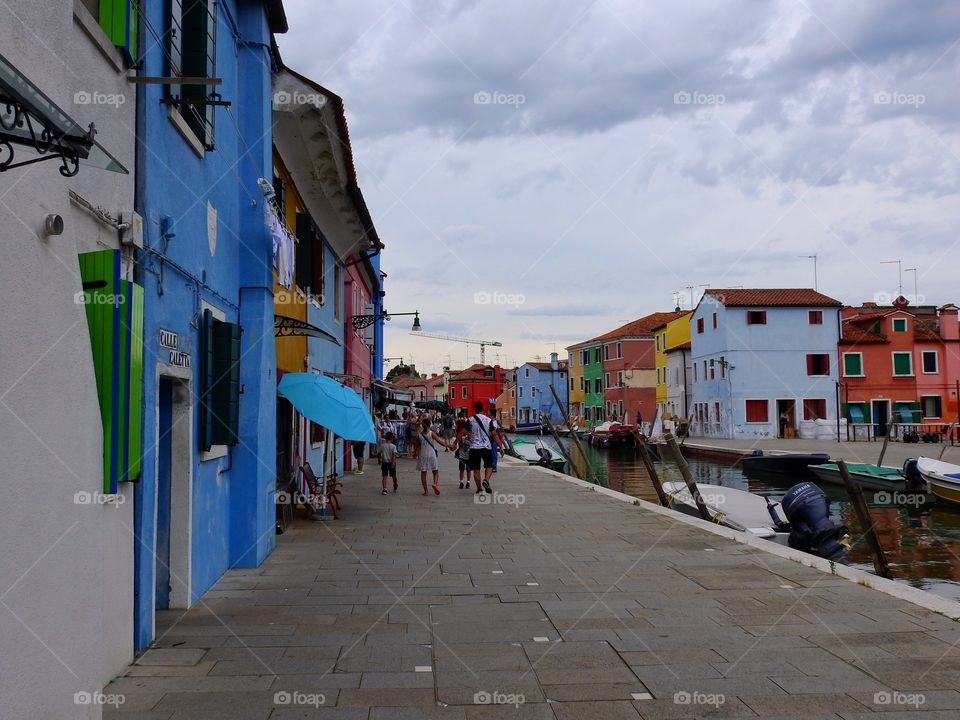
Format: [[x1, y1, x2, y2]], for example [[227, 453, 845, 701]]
[[524, 434, 960, 601]]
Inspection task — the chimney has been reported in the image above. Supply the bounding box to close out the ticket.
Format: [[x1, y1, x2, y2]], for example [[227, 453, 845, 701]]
[[940, 304, 959, 341], [550, 352, 558, 370]]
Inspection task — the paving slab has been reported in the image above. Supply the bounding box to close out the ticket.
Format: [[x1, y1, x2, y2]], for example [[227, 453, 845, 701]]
[[105, 452, 960, 716]]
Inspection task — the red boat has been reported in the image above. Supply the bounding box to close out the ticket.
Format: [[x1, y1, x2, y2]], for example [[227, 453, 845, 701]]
[[588, 422, 637, 448]]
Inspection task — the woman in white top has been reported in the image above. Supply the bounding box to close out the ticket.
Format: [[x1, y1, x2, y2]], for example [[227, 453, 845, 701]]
[[417, 417, 453, 495]]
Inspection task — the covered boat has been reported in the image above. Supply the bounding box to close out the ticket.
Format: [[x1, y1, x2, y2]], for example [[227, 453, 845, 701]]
[[589, 421, 636, 448], [808, 462, 905, 491], [509, 437, 567, 471], [740, 451, 831, 477]]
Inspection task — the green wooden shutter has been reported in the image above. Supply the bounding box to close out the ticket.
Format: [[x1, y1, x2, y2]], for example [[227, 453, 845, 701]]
[[99, 0, 138, 64], [199, 309, 241, 450], [843, 353, 861, 376], [78, 250, 144, 492], [893, 353, 912, 376], [180, 0, 216, 148]]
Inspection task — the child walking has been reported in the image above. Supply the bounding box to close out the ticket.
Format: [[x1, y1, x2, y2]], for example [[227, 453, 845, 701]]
[[418, 418, 453, 495], [379, 432, 398, 495]]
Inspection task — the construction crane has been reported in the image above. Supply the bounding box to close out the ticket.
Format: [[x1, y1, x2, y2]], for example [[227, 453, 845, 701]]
[[409, 331, 503, 363]]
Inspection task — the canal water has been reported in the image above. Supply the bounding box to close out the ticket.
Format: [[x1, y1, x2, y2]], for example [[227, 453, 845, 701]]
[[513, 434, 960, 601]]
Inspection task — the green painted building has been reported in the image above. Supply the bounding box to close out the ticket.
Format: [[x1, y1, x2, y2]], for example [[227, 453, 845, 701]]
[[581, 342, 604, 427]]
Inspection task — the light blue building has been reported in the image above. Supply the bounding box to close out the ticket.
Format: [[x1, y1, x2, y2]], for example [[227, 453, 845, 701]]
[[689, 289, 842, 439], [133, 0, 287, 650], [516, 354, 569, 425]]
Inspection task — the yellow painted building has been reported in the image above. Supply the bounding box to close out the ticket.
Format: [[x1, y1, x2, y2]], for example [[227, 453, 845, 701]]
[[566, 344, 587, 424], [653, 312, 691, 414], [273, 149, 309, 374]]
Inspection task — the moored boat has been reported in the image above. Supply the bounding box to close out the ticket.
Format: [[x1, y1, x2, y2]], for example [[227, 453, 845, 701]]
[[741, 451, 831, 477], [589, 421, 636, 448], [917, 457, 960, 506], [509, 437, 567, 471], [808, 462, 905, 491]]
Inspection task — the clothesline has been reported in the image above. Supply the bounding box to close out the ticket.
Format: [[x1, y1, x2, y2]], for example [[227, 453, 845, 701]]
[[259, 178, 297, 290]]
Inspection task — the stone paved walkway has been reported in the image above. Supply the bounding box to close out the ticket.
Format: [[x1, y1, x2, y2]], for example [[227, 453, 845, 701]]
[[105, 452, 960, 719]]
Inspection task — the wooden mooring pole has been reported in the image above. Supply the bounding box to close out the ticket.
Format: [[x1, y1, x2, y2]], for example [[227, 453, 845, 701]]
[[541, 414, 582, 480], [548, 384, 596, 483], [876, 430, 891, 467], [837, 459, 892, 579], [632, 429, 669, 507], [663, 430, 712, 521]]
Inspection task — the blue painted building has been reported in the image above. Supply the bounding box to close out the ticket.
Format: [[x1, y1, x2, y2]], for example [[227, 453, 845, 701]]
[[516, 354, 569, 425], [689, 289, 842, 439], [132, 0, 287, 650]]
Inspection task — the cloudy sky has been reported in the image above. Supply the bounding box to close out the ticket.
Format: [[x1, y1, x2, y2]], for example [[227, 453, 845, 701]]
[[277, 0, 960, 374]]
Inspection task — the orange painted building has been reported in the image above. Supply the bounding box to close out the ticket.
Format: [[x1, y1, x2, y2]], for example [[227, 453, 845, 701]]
[[839, 300, 960, 435]]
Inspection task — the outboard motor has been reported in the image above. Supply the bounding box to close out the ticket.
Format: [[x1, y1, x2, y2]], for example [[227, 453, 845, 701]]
[[535, 446, 554, 467], [780, 482, 849, 560], [902, 458, 925, 490]]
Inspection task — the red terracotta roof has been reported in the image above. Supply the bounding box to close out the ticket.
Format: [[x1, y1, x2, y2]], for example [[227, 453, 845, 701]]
[[449, 364, 497, 381], [704, 288, 841, 307], [839, 324, 887, 344], [525, 361, 569, 371], [650, 311, 691, 331], [914, 319, 942, 342], [667, 341, 692, 351], [590, 311, 689, 343]]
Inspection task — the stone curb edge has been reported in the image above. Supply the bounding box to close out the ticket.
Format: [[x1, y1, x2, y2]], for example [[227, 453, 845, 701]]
[[517, 459, 960, 620]]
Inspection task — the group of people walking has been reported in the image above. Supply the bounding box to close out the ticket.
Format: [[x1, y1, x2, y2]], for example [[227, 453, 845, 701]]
[[371, 403, 506, 498]]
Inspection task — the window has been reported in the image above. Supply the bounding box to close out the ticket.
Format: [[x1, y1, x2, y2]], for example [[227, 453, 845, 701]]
[[712, 313, 717, 329], [843, 353, 863, 377], [604, 372, 610, 387], [747, 310, 767, 325], [806, 354, 830, 376], [510, 389, 515, 398], [199, 309, 241, 449], [462, 387, 468, 399], [922, 395, 943, 418], [617, 371, 623, 386], [570, 377, 574, 390], [697, 317, 704, 334], [594, 348, 601, 363], [922, 351, 938, 374], [604, 345, 610, 360], [524, 368, 530, 378], [484, 369, 493, 378], [168, 0, 217, 149], [450, 387, 456, 400], [333, 264, 341, 321], [709, 359, 715, 380], [803, 399, 827, 420], [745, 399, 769, 423], [580, 350, 586, 365], [616, 342, 622, 358], [295, 214, 326, 302], [579, 377, 584, 391], [892, 352, 913, 376], [893, 317, 908, 332], [662, 332, 666, 347], [693, 363, 697, 381], [702, 360, 707, 379], [657, 368, 661, 384], [808, 310, 823, 325], [719, 356, 725, 379], [518, 387, 523, 397], [655, 336, 660, 352], [532, 387, 536, 397]]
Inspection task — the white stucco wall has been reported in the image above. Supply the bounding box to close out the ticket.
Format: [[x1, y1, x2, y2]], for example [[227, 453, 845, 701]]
[[0, 3, 135, 719]]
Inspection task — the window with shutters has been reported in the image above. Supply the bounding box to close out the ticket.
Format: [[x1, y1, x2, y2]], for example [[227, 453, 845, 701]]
[[199, 309, 241, 451], [92, 0, 138, 64], [744, 399, 769, 423], [167, 0, 217, 150], [803, 399, 827, 420], [892, 317, 908, 332], [696, 317, 704, 334], [892, 352, 913, 376], [806, 354, 830, 376], [712, 312, 717, 329], [808, 310, 823, 324], [843, 352, 863, 377], [747, 310, 767, 325], [921, 395, 942, 418]]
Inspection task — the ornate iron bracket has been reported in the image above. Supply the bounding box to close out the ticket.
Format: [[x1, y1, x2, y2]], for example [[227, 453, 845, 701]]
[[274, 315, 340, 344], [0, 95, 94, 177]]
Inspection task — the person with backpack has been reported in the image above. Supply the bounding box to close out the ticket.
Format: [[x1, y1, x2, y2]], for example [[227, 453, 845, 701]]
[[466, 401, 498, 494], [417, 417, 453, 496]]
